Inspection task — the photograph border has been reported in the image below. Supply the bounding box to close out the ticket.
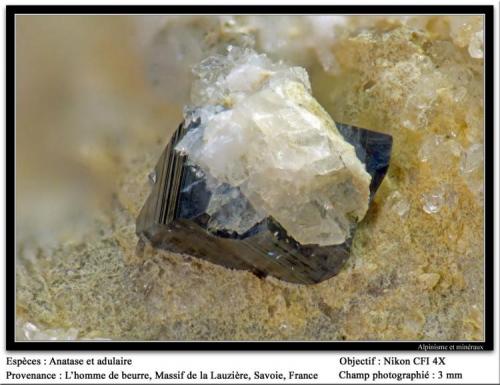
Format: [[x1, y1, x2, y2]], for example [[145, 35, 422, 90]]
[[5, 4, 494, 351]]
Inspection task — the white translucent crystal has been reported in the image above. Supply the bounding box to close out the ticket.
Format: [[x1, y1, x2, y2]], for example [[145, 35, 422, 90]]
[[307, 16, 346, 74], [418, 134, 462, 170], [177, 48, 372, 246], [448, 16, 484, 58], [387, 191, 410, 218], [374, 53, 443, 132], [422, 186, 446, 214], [468, 30, 484, 59], [19, 321, 79, 341], [203, 172, 266, 234], [460, 143, 483, 174], [460, 144, 484, 203], [418, 135, 443, 162]]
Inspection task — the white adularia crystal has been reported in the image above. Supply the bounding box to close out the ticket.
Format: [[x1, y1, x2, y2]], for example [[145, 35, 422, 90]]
[[176, 48, 371, 245]]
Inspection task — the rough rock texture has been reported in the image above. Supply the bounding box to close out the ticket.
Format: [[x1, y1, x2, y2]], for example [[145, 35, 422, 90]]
[[16, 15, 484, 341]]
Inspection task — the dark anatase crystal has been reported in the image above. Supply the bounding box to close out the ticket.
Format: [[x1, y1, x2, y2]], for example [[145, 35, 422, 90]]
[[137, 120, 392, 284]]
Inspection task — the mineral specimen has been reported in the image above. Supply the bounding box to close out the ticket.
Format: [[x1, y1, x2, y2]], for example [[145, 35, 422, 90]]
[[16, 15, 484, 341], [137, 48, 392, 284]]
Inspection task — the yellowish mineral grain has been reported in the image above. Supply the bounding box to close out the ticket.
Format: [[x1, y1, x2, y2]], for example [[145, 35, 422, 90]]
[[418, 273, 441, 290]]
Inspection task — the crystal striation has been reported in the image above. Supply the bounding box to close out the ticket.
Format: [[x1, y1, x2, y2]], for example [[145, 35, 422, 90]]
[[178, 48, 372, 246], [137, 48, 392, 284], [136, 119, 391, 284]]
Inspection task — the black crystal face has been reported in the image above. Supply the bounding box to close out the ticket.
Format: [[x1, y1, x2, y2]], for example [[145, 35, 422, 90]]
[[136, 120, 392, 284]]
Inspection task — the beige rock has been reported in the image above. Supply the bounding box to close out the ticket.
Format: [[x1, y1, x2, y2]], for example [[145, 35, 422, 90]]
[[418, 273, 441, 290]]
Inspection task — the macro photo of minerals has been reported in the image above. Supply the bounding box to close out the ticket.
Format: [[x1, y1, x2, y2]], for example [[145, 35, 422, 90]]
[[16, 14, 484, 341]]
